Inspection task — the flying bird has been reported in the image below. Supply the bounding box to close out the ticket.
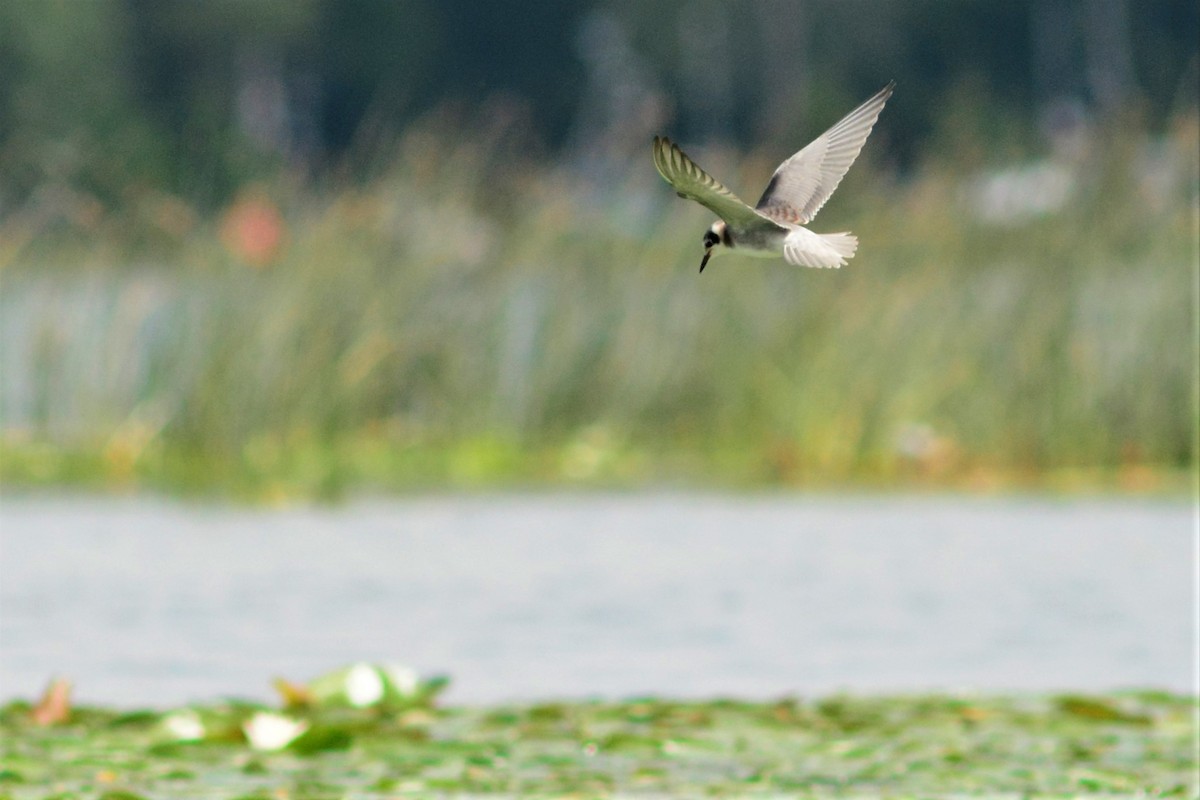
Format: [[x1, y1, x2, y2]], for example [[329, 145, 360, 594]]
[[653, 82, 894, 273]]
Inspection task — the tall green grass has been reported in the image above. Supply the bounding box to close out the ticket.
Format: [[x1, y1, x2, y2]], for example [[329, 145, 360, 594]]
[[1, 116, 1196, 497]]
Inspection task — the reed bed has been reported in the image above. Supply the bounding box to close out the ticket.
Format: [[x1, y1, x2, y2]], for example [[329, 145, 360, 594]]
[[1, 116, 1195, 497]]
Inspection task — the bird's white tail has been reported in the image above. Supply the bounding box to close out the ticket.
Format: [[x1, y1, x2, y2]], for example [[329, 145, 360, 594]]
[[820, 232, 858, 264], [782, 228, 859, 268]]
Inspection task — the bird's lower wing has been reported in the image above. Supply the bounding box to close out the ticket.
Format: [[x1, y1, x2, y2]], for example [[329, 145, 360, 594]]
[[653, 136, 783, 231]]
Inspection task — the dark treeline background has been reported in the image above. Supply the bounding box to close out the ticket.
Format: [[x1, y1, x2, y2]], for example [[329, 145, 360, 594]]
[[1, 0, 1196, 211]]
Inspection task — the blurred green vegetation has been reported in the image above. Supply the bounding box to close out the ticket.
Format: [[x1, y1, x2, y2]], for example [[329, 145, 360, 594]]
[[2, 685, 1196, 797], [2, 115, 1196, 498], [0, 1, 1196, 497]]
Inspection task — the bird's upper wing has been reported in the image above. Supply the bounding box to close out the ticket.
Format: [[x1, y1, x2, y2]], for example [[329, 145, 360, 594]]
[[653, 136, 783, 231], [755, 81, 894, 225]]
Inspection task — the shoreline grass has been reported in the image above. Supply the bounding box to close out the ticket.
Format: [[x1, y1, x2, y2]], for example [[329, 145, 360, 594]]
[[1, 435, 1194, 503]]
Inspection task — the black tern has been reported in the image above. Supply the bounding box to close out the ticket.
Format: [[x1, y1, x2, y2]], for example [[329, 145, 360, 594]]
[[654, 82, 894, 272]]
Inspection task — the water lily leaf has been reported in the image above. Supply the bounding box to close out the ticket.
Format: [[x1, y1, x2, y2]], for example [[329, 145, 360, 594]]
[[161, 768, 196, 780], [290, 726, 354, 755], [241, 759, 269, 776], [408, 674, 450, 705], [106, 710, 160, 728], [1056, 695, 1152, 725]]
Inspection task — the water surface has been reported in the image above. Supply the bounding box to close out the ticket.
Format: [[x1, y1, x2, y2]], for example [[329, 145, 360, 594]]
[[1, 494, 1193, 706]]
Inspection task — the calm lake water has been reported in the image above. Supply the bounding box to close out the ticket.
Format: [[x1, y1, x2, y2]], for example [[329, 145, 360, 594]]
[[0, 493, 1194, 707]]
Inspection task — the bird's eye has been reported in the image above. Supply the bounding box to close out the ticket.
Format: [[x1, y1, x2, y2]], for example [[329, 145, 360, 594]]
[[703, 231, 719, 247]]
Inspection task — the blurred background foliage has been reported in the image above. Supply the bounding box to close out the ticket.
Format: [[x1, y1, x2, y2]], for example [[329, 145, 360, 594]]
[[0, 0, 1196, 497]]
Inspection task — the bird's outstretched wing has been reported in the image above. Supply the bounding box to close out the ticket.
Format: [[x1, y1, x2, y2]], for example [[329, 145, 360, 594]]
[[653, 136, 783, 231], [756, 81, 894, 225]]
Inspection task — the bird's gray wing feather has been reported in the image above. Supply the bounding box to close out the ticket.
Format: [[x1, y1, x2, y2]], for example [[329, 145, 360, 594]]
[[756, 81, 893, 225], [653, 136, 783, 231]]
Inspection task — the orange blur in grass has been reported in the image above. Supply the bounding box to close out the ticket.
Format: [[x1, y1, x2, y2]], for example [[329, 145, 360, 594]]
[[219, 190, 287, 266]]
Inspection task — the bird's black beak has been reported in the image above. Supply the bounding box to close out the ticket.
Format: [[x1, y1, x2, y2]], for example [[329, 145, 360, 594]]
[[699, 247, 713, 273]]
